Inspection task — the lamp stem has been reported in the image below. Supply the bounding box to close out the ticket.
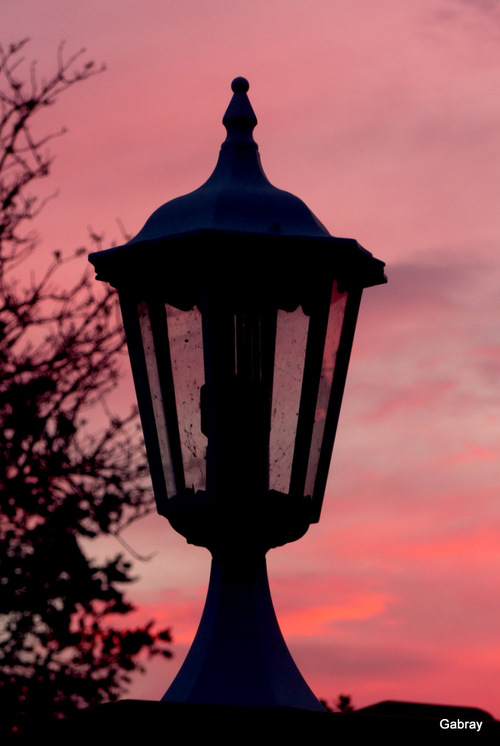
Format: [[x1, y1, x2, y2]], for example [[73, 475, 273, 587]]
[[162, 552, 323, 710]]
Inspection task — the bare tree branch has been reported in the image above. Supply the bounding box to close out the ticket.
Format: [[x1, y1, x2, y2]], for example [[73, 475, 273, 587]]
[[0, 39, 170, 738]]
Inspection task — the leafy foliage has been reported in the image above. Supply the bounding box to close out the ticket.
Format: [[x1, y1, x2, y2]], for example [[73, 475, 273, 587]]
[[0, 39, 171, 736]]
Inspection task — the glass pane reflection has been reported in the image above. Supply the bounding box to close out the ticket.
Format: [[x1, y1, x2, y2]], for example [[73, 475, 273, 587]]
[[166, 304, 207, 493]]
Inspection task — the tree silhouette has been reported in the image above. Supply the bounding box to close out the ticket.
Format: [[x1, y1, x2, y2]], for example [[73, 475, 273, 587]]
[[0, 39, 171, 737], [320, 694, 355, 713], [335, 694, 354, 713]]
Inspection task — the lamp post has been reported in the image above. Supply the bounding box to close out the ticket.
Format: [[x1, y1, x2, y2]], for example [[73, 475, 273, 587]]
[[89, 78, 386, 711]]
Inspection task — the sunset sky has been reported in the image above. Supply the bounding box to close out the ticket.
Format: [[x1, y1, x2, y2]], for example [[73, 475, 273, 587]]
[[4, 0, 500, 715]]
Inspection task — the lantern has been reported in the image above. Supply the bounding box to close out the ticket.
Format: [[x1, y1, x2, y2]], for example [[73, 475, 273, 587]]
[[89, 78, 386, 709]]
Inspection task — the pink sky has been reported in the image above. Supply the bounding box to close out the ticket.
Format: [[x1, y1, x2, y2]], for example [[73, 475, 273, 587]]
[[4, 0, 500, 715]]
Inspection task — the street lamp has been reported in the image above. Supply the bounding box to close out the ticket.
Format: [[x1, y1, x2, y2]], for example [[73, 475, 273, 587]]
[[89, 78, 386, 710]]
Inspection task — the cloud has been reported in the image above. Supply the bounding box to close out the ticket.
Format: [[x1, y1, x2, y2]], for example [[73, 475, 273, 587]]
[[280, 594, 390, 637]]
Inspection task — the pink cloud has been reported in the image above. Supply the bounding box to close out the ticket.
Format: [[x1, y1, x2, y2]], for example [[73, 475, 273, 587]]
[[280, 594, 390, 638]]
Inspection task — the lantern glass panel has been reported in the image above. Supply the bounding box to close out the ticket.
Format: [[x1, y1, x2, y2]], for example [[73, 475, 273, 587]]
[[136, 300, 207, 502], [269, 306, 309, 495], [138, 300, 178, 497], [166, 304, 206, 493], [303, 284, 348, 497]]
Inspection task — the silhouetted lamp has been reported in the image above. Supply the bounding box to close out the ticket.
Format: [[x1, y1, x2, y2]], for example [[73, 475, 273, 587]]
[[89, 78, 386, 710]]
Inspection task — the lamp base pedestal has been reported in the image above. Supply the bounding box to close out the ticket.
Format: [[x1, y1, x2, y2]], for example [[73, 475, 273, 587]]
[[162, 553, 323, 711]]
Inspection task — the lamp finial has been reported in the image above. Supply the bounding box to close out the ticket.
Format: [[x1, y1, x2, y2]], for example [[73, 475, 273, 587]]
[[222, 76, 257, 149]]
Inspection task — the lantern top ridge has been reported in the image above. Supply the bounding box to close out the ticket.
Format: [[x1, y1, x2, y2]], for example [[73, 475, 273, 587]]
[[108, 76, 332, 244], [221, 77, 258, 151]]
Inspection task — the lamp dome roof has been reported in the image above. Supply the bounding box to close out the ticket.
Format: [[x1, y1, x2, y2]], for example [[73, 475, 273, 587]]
[[127, 77, 331, 244]]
